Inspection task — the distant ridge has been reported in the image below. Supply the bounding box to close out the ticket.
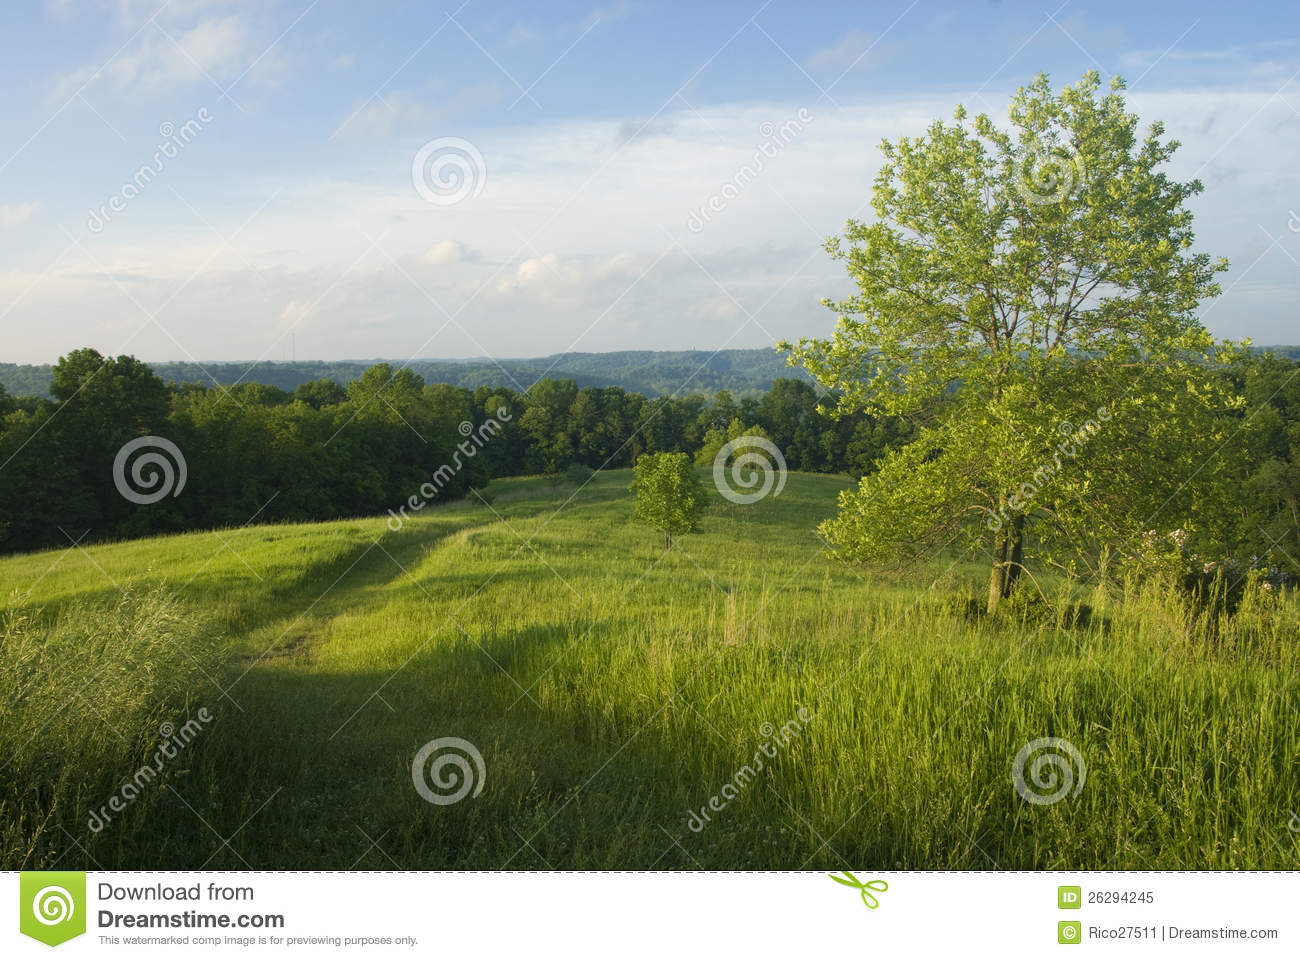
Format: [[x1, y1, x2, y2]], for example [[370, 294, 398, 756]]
[[0, 348, 812, 399]]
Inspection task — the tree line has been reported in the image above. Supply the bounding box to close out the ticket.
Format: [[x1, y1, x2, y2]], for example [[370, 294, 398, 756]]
[[0, 347, 911, 555], [0, 346, 1296, 585]]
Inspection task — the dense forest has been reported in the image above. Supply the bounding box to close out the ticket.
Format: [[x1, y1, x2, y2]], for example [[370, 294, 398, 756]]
[[0, 349, 812, 401], [0, 348, 901, 555], [0, 347, 1296, 570]]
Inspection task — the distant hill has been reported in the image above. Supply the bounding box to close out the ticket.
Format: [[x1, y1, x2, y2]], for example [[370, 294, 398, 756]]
[[0, 348, 811, 399], [7, 345, 1298, 400]]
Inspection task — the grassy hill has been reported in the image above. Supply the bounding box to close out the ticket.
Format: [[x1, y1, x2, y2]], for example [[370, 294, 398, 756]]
[[0, 348, 810, 399], [2, 470, 1297, 869]]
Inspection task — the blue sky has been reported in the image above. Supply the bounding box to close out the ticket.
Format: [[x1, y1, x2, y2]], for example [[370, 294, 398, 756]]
[[1, 0, 1298, 364]]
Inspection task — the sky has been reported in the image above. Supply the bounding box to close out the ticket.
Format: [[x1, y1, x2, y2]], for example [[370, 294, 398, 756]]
[[1, 0, 1298, 365]]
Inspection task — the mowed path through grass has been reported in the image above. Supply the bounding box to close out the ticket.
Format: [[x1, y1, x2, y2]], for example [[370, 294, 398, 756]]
[[3, 470, 1298, 869]]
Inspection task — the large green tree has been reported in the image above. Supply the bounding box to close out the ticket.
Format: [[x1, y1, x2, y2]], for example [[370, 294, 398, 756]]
[[782, 72, 1246, 612]]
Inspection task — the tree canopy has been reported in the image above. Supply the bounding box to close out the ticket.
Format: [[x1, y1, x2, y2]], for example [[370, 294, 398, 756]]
[[782, 71, 1248, 611]]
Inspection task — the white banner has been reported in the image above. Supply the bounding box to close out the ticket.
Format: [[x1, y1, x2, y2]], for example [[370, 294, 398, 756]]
[[4, 871, 1297, 957]]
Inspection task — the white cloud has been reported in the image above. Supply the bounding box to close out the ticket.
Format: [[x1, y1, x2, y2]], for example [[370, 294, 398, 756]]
[[0, 202, 40, 227], [807, 29, 881, 72], [5, 86, 1297, 362], [422, 240, 475, 266], [332, 82, 503, 140], [52, 14, 251, 100]]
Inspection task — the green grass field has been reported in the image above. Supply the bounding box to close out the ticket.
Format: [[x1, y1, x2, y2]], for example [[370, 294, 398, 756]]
[[3, 470, 1298, 870]]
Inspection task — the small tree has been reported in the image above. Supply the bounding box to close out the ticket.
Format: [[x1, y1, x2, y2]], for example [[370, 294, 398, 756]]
[[694, 419, 772, 467], [631, 452, 705, 547]]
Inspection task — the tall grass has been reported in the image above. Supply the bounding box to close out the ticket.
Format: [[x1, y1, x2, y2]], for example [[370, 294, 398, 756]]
[[1, 471, 1296, 869], [0, 585, 221, 867]]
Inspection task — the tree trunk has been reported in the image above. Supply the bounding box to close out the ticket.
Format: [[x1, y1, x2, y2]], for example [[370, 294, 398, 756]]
[[986, 532, 1008, 615], [1003, 514, 1026, 597], [665, 531, 671, 549]]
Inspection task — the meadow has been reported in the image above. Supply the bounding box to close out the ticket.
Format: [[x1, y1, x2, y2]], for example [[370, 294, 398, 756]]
[[2, 469, 1298, 870]]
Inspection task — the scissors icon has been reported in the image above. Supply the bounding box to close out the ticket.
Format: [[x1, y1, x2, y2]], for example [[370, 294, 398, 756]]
[[828, 871, 888, 909]]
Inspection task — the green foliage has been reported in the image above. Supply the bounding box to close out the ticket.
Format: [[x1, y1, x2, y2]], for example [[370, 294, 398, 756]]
[[782, 71, 1248, 611], [630, 452, 705, 546]]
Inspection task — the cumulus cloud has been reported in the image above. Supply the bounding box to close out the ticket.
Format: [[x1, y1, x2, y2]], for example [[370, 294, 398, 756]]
[[422, 240, 477, 266]]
